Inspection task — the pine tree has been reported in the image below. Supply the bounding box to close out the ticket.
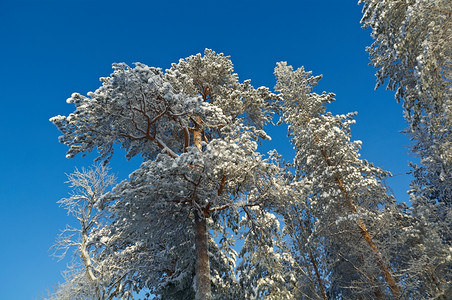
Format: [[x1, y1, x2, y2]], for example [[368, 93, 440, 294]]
[[51, 49, 283, 299], [360, 0, 451, 207], [360, 1, 451, 297], [275, 62, 404, 298]]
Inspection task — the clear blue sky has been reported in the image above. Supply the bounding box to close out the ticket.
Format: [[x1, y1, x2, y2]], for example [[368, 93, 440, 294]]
[[0, 0, 414, 298]]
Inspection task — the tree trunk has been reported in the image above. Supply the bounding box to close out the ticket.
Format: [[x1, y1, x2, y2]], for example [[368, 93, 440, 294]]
[[191, 111, 211, 299], [194, 213, 211, 300], [290, 206, 327, 300]]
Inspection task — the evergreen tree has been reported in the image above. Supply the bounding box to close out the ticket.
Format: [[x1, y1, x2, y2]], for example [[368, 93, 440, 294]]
[[275, 62, 405, 298], [361, 1, 451, 297], [360, 0, 451, 207], [51, 49, 282, 299]]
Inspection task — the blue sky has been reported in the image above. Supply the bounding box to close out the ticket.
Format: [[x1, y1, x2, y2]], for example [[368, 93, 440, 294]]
[[0, 0, 415, 298]]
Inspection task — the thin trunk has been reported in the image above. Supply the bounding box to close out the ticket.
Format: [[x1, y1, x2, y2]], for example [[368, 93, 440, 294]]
[[81, 228, 97, 282], [292, 206, 327, 300], [287, 219, 321, 299], [307, 250, 327, 300], [194, 213, 212, 300], [80, 224, 102, 299]]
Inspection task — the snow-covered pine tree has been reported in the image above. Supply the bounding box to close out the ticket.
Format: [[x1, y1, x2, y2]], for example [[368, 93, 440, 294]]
[[360, 1, 451, 297], [275, 62, 405, 299], [359, 0, 451, 212], [51, 49, 284, 299]]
